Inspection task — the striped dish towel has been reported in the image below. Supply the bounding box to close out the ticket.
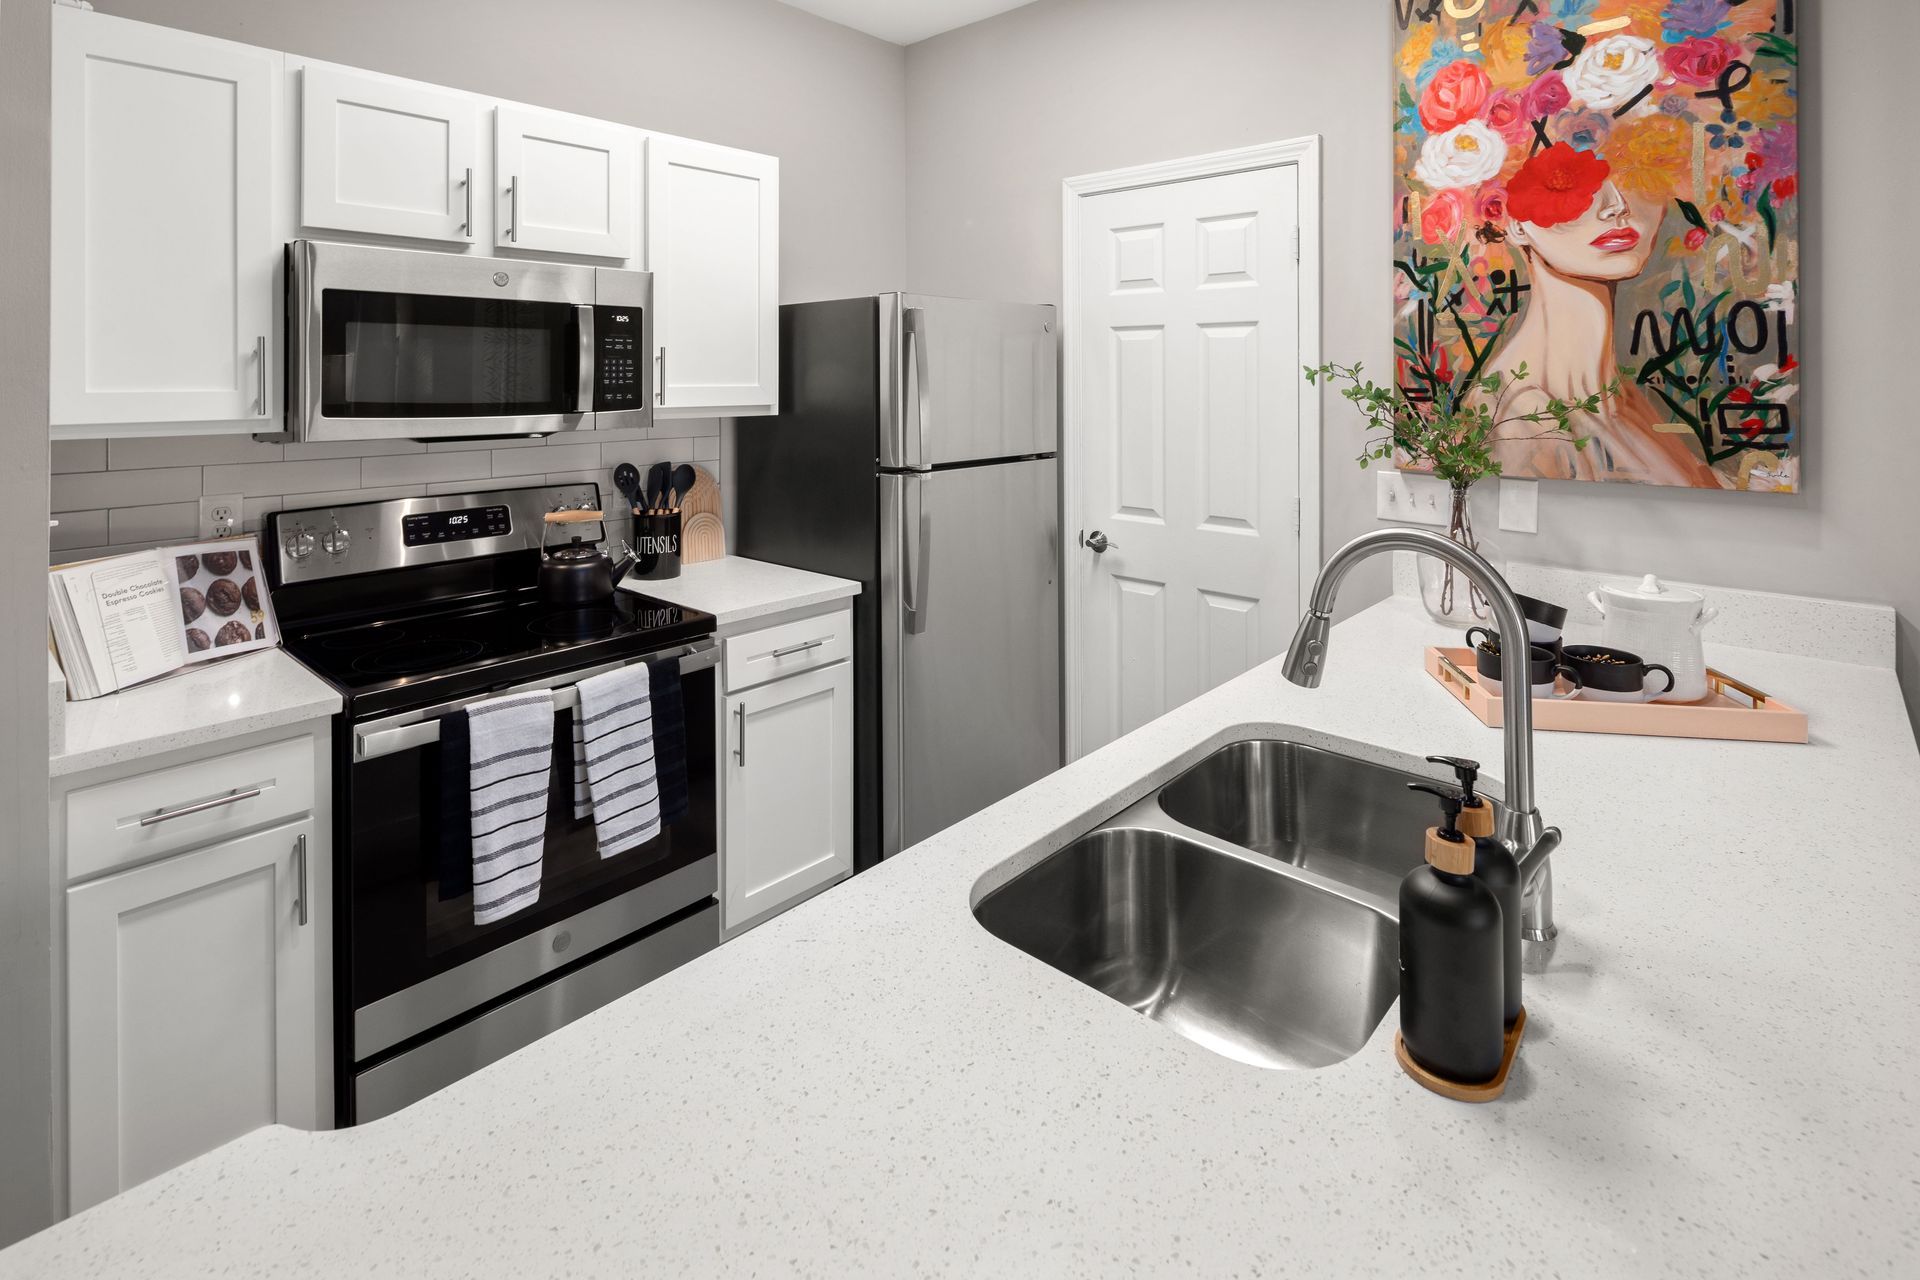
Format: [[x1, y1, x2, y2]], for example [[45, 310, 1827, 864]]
[[574, 665, 661, 857], [466, 689, 556, 925]]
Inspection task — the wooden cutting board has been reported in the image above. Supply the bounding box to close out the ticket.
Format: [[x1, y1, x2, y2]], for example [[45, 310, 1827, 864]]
[[678, 464, 725, 564]]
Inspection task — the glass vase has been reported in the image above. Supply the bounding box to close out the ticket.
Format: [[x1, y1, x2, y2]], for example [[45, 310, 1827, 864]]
[[1417, 484, 1500, 629]]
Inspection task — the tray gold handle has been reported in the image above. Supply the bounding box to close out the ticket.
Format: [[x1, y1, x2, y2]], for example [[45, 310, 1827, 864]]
[[1707, 668, 1769, 707], [1437, 652, 1476, 690]]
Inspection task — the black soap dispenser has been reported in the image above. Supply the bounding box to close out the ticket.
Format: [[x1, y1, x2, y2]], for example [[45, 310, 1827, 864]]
[[1399, 782, 1506, 1086], [1429, 755, 1523, 1030]]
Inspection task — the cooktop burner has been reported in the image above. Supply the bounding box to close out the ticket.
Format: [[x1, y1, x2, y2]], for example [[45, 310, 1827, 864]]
[[351, 637, 489, 676], [528, 607, 620, 639]]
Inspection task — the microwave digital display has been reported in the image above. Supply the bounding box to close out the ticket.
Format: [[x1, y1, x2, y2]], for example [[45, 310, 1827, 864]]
[[402, 506, 510, 547]]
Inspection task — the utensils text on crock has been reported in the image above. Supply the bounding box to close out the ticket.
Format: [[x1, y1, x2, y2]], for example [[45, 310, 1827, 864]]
[[1561, 644, 1677, 704]]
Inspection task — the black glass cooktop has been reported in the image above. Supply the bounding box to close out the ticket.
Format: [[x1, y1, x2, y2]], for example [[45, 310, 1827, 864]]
[[284, 589, 714, 719]]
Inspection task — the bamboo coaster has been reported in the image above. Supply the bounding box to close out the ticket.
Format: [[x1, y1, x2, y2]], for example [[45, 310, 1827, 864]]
[[1394, 1007, 1526, 1102]]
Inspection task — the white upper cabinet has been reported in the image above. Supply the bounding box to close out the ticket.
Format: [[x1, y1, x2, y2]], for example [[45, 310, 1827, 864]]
[[648, 136, 780, 414], [298, 64, 479, 243], [50, 8, 279, 431], [493, 105, 639, 260]]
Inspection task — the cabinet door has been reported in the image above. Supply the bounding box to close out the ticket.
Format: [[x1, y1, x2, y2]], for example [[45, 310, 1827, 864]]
[[494, 105, 638, 259], [647, 137, 780, 413], [66, 821, 318, 1211], [50, 8, 278, 428], [723, 662, 852, 932], [299, 65, 479, 243]]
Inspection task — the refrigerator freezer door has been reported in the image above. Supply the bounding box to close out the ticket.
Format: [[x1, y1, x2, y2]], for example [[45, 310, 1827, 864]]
[[880, 458, 1061, 855], [881, 295, 1058, 470]]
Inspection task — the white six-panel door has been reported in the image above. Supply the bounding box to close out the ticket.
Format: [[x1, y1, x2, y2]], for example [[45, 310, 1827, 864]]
[[299, 64, 479, 243], [1071, 163, 1304, 755], [50, 7, 277, 428]]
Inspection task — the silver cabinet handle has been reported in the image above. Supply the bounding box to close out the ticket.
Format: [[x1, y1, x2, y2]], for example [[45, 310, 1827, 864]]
[[655, 346, 666, 404], [460, 166, 473, 237], [508, 175, 519, 243], [139, 786, 263, 827], [293, 833, 309, 928], [573, 304, 595, 414], [770, 639, 824, 659], [1083, 529, 1116, 554], [733, 703, 747, 767], [254, 335, 268, 415]]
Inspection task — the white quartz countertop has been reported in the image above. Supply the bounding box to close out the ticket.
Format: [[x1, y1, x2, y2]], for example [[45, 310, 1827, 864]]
[[48, 649, 342, 777], [10, 597, 1917, 1276], [619, 555, 860, 628]]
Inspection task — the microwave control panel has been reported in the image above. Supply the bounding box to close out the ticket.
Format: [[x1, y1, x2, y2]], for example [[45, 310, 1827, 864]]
[[593, 305, 643, 412]]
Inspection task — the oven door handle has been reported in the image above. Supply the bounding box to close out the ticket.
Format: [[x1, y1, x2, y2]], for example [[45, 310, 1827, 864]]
[[574, 304, 595, 415], [353, 640, 718, 761]]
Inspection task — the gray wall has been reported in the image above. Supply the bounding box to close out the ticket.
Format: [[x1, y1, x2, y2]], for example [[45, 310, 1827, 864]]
[[906, 0, 1920, 732], [1, 0, 56, 1248]]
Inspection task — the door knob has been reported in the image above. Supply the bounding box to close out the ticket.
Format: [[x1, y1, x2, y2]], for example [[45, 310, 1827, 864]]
[[1082, 529, 1116, 554]]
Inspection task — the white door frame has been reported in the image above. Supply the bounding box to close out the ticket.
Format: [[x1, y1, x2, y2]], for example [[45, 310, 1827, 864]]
[[1060, 136, 1324, 762]]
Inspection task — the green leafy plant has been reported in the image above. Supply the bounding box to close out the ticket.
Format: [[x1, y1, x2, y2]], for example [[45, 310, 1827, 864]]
[[1303, 361, 1605, 488]]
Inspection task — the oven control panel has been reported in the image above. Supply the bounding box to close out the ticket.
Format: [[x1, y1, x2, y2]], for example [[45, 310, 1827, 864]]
[[593, 305, 643, 412], [402, 504, 511, 547]]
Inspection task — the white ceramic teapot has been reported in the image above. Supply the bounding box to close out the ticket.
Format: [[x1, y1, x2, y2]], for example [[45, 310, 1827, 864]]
[[1585, 575, 1719, 703]]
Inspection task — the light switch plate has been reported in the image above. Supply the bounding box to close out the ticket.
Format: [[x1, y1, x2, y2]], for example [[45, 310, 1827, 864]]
[[198, 494, 243, 539], [1375, 470, 1449, 526], [1498, 479, 1539, 534]]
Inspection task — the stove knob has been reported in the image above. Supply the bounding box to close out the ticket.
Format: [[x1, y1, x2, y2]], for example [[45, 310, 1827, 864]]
[[321, 524, 351, 557], [285, 529, 316, 561]]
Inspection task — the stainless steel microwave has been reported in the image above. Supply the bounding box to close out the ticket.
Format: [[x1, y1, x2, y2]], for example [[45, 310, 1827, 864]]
[[287, 240, 651, 441]]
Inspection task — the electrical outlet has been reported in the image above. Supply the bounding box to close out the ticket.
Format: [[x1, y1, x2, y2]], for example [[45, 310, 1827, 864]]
[[1498, 478, 1539, 534], [1374, 470, 1449, 526], [199, 494, 243, 539]]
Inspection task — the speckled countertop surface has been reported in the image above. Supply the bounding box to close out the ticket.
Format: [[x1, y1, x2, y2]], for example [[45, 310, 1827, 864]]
[[49, 650, 342, 777], [9, 597, 1917, 1276], [619, 555, 860, 629]]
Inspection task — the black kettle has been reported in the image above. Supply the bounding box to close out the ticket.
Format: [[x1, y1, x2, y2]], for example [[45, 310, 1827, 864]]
[[538, 510, 637, 607]]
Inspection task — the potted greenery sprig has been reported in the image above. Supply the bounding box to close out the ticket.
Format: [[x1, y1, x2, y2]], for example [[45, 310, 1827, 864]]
[[1303, 361, 1607, 624]]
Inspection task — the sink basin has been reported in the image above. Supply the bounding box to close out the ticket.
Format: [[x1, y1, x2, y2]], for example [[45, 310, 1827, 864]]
[[972, 827, 1398, 1070], [1156, 740, 1443, 902]]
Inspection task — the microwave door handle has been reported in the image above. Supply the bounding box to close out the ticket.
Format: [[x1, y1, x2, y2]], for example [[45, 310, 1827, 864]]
[[575, 304, 595, 414]]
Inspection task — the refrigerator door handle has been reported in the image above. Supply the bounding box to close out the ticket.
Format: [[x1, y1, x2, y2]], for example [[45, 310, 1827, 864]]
[[903, 473, 930, 634], [904, 306, 930, 470]]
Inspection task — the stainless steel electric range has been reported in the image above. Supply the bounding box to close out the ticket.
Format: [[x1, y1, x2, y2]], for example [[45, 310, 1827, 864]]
[[266, 483, 718, 1125]]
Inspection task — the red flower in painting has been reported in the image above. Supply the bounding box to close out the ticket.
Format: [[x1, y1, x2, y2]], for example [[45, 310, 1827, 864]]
[[1420, 189, 1466, 244], [1663, 37, 1739, 88], [1419, 60, 1491, 133], [1683, 226, 1709, 250], [1505, 144, 1611, 228]]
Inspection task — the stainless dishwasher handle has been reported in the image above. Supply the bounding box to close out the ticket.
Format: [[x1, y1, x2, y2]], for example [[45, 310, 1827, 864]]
[[254, 335, 268, 415], [733, 703, 746, 767], [460, 166, 473, 237], [139, 787, 263, 827], [770, 639, 824, 659], [293, 833, 309, 927]]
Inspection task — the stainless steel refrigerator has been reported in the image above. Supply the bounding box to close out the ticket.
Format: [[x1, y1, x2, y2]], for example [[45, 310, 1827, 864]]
[[735, 294, 1060, 870]]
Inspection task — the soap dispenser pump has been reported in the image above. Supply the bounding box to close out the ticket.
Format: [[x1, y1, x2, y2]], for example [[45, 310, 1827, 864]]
[[1398, 782, 1506, 1086], [1428, 755, 1522, 1029]]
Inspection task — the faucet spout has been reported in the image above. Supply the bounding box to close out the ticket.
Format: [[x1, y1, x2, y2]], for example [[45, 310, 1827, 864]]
[[1282, 527, 1557, 939]]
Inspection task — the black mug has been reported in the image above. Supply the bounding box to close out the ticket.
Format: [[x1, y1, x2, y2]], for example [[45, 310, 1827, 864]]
[[1515, 593, 1568, 650], [1561, 644, 1675, 703], [1470, 633, 1582, 699]]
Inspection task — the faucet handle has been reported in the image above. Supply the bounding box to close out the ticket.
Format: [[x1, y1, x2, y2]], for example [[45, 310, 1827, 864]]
[[1426, 755, 1481, 805]]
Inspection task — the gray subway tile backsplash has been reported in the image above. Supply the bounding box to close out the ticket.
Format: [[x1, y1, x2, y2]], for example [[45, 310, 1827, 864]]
[[46, 423, 726, 563]]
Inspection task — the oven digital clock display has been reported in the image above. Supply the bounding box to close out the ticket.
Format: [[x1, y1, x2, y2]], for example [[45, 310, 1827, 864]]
[[402, 505, 510, 547]]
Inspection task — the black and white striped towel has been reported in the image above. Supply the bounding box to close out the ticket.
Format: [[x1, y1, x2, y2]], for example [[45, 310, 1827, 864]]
[[466, 689, 555, 925], [574, 665, 661, 857]]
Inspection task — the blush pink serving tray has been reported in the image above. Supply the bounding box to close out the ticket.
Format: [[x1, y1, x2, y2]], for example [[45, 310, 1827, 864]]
[[1425, 647, 1809, 744]]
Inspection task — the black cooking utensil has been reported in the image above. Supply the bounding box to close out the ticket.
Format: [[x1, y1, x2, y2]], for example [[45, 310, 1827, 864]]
[[670, 465, 696, 508], [645, 462, 671, 512], [613, 463, 641, 511]]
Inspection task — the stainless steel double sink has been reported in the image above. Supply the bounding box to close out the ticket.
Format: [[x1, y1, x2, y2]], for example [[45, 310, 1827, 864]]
[[972, 739, 1466, 1071]]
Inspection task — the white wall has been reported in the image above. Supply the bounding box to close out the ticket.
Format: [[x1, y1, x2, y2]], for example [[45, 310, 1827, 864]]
[[906, 0, 1920, 735]]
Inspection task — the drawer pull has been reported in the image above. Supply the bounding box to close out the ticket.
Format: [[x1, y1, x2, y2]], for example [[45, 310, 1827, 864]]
[[734, 703, 747, 767], [294, 833, 309, 927], [138, 787, 263, 827], [770, 639, 825, 659]]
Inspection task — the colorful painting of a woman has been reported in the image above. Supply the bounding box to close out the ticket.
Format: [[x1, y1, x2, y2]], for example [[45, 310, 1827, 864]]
[[1393, 1, 1801, 492]]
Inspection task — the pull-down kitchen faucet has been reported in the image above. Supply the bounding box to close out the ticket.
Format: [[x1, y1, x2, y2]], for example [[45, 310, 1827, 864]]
[[1282, 527, 1561, 941]]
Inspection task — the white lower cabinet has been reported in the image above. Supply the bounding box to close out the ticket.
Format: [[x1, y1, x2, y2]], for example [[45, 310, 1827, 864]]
[[721, 649, 853, 934]]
